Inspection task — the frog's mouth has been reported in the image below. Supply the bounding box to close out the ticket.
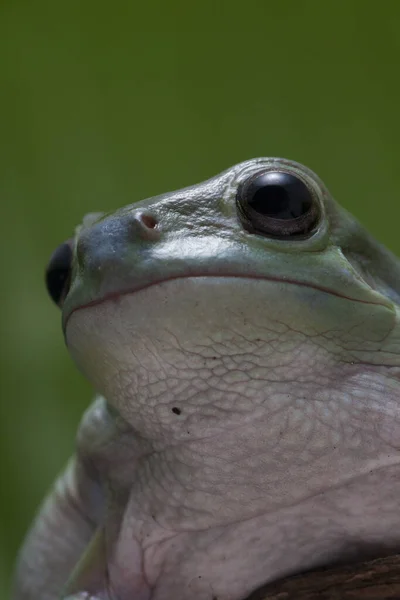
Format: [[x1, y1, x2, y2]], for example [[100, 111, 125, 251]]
[[63, 270, 391, 333]]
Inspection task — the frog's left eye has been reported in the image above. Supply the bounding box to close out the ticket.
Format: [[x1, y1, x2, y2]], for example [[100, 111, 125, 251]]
[[45, 241, 73, 307], [236, 170, 319, 237]]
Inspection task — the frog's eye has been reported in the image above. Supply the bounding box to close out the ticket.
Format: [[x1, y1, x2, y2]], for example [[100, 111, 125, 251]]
[[45, 241, 73, 307], [236, 170, 319, 237]]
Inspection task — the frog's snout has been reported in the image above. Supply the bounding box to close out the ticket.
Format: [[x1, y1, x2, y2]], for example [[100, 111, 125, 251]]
[[45, 209, 161, 309]]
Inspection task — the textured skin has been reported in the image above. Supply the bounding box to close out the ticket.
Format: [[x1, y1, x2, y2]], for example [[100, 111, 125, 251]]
[[13, 158, 400, 599]]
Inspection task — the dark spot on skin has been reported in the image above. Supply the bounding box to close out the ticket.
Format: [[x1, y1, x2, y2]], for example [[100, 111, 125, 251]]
[[172, 407, 181, 415]]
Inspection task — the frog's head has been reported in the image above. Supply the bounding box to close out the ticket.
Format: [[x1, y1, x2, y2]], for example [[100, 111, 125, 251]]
[[46, 158, 400, 450]]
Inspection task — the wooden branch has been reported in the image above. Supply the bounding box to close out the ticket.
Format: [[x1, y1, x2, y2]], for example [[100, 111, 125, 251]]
[[247, 553, 400, 600]]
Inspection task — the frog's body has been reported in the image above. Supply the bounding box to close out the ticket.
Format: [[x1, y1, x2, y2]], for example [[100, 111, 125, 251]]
[[13, 158, 400, 600]]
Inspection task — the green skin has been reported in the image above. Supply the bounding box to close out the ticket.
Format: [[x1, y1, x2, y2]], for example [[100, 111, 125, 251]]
[[13, 158, 400, 600]]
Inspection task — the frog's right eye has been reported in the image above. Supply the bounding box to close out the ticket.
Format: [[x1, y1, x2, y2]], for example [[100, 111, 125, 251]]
[[45, 241, 73, 307]]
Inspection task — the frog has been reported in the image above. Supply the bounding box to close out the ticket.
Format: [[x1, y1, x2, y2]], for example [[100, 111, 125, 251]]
[[13, 157, 400, 600]]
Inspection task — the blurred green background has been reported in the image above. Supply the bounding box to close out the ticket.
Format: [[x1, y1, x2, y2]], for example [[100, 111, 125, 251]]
[[1, 1, 400, 596]]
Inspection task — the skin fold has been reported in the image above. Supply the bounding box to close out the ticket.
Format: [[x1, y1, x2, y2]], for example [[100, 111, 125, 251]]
[[12, 158, 400, 600]]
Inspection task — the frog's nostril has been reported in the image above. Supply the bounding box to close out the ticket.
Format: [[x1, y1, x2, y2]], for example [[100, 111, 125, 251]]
[[140, 213, 158, 230], [130, 211, 161, 240]]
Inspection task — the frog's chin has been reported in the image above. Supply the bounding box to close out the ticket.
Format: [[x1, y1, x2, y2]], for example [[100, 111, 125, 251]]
[[65, 276, 393, 411]]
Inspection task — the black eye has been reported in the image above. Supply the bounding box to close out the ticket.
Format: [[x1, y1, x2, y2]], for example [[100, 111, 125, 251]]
[[45, 241, 73, 307], [236, 170, 319, 237]]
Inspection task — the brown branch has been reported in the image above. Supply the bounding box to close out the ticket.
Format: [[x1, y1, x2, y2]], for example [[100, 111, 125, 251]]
[[246, 553, 400, 600]]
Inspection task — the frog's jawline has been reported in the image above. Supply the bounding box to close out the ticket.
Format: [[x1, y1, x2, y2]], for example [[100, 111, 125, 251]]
[[64, 273, 384, 329]]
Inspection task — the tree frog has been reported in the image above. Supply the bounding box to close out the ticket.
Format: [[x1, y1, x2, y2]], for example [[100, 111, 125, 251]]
[[13, 158, 400, 600]]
